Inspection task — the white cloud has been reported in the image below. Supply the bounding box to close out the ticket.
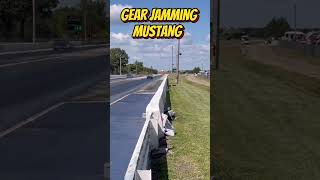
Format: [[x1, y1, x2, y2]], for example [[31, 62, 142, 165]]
[[110, 4, 132, 24], [111, 32, 130, 41], [110, 32, 210, 70], [181, 32, 193, 45]]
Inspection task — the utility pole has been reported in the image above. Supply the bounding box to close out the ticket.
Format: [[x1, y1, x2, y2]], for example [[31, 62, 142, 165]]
[[213, 0, 221, 70], [171, 45, 174, 73], [176, 39, 180, 84], [83, 0, 87, 41], [294, 3, 297, 31], [126, 64, 130, 74], [119, 56, 122, 75], [32, 0, 36, 44], [136, 62, 138, 74]]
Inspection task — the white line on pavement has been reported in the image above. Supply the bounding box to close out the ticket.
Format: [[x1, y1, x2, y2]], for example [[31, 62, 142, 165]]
[[110, 93, 132, 106], [110, 76, 146, 84], [0, 102, 65, 138], [0, 48, 52, 55], [0, 56, 64, 68], [65, 101, 107, 104]]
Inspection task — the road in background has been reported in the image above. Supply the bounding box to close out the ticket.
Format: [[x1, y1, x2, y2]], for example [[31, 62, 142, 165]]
[[0, 44, 107, 66]]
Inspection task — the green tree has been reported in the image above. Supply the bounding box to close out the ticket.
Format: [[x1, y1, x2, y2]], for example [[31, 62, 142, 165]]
[[143, 66, 158, 74], [0, 0, 19, 39], [80, 0, 106, 40], [134, 61, 144, 74], [0, 0, 58, 40], [110, 48, 129, 74], [50, 7, 81, 39], [192, 67, 201, 74], [126, 61, 158, 75], [265, 17, 290, 38]]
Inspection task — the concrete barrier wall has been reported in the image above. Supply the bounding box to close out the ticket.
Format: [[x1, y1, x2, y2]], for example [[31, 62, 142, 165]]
[[124, 75, 168, 180], [147, 75, 168, 145]]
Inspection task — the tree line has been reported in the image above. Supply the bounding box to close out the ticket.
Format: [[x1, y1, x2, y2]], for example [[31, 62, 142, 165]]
[[222, 17, 292, 39], [110, 48, 158, 75], [0, 0, 107, 42]]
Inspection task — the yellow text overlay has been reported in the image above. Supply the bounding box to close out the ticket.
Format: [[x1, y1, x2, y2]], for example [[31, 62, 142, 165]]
[[132, 24, 185, 39], [120, 8, 200, 39]]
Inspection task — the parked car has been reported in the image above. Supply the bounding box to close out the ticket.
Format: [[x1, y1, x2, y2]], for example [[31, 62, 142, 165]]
[[305, 31, 320, 45], [53, 39, 73, 51]]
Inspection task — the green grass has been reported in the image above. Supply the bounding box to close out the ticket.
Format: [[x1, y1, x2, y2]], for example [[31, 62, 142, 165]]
[[213, 41, 320, 180], [156, 76, 210, 180]]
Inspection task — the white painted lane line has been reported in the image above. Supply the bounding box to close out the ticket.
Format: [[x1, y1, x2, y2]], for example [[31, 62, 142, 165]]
[[0, 48, 52, 55], [110, 93, 132, 106], [0, 73, 147, 137], [0, 44, 107, 56], [0, 102, 65, 138], [0, 56, 64, 68], [135, 91, 155, 95], [110, 76, 146, 84], [65, 101, 107, 104]]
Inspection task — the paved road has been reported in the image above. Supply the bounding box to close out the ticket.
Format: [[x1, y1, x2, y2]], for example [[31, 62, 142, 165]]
[[0, 103, 107, 180], [0, 47, 162, 179], [110, 77, 158, 103], [0, 48, 108, 180], [110, 77, 163, 179], [0, 44, 107, 65], [0, 48, 107, 132], [110, 93, 154, 179]]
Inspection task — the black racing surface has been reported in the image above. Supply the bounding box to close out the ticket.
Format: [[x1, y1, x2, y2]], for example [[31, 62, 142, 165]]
[[110, 77, 160, 103], [0, 47, 160, 180], [0, 51, 107, 131], [110, 93, 154, 179], [0, 45, 107, 65], [0, 103, 107, 180]]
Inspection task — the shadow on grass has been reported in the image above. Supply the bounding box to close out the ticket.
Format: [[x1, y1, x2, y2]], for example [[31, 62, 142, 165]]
[[151, 144, 169, 180], [151, 79, 173, 180]]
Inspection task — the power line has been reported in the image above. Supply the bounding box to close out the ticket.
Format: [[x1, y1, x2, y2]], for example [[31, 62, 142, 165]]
[[32, 0, 36, 44], [176, 39, 180, 84], [171, 45, 174, 74]]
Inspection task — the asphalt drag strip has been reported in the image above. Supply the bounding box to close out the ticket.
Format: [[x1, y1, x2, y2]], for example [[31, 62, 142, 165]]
[[0, 80, 108, 180], [110, 78, 163, 179]]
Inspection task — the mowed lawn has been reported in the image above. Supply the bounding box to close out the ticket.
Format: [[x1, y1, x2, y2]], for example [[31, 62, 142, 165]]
[[156, 76, 210, 180], [213, 41, 320, 180]]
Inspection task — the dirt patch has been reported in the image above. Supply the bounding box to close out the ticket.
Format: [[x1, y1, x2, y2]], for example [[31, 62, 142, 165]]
[[185, 75, 210, 87], [173, 156, 204, 179], [246, 44, 320, 80], [175, 158, 195, 174]]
